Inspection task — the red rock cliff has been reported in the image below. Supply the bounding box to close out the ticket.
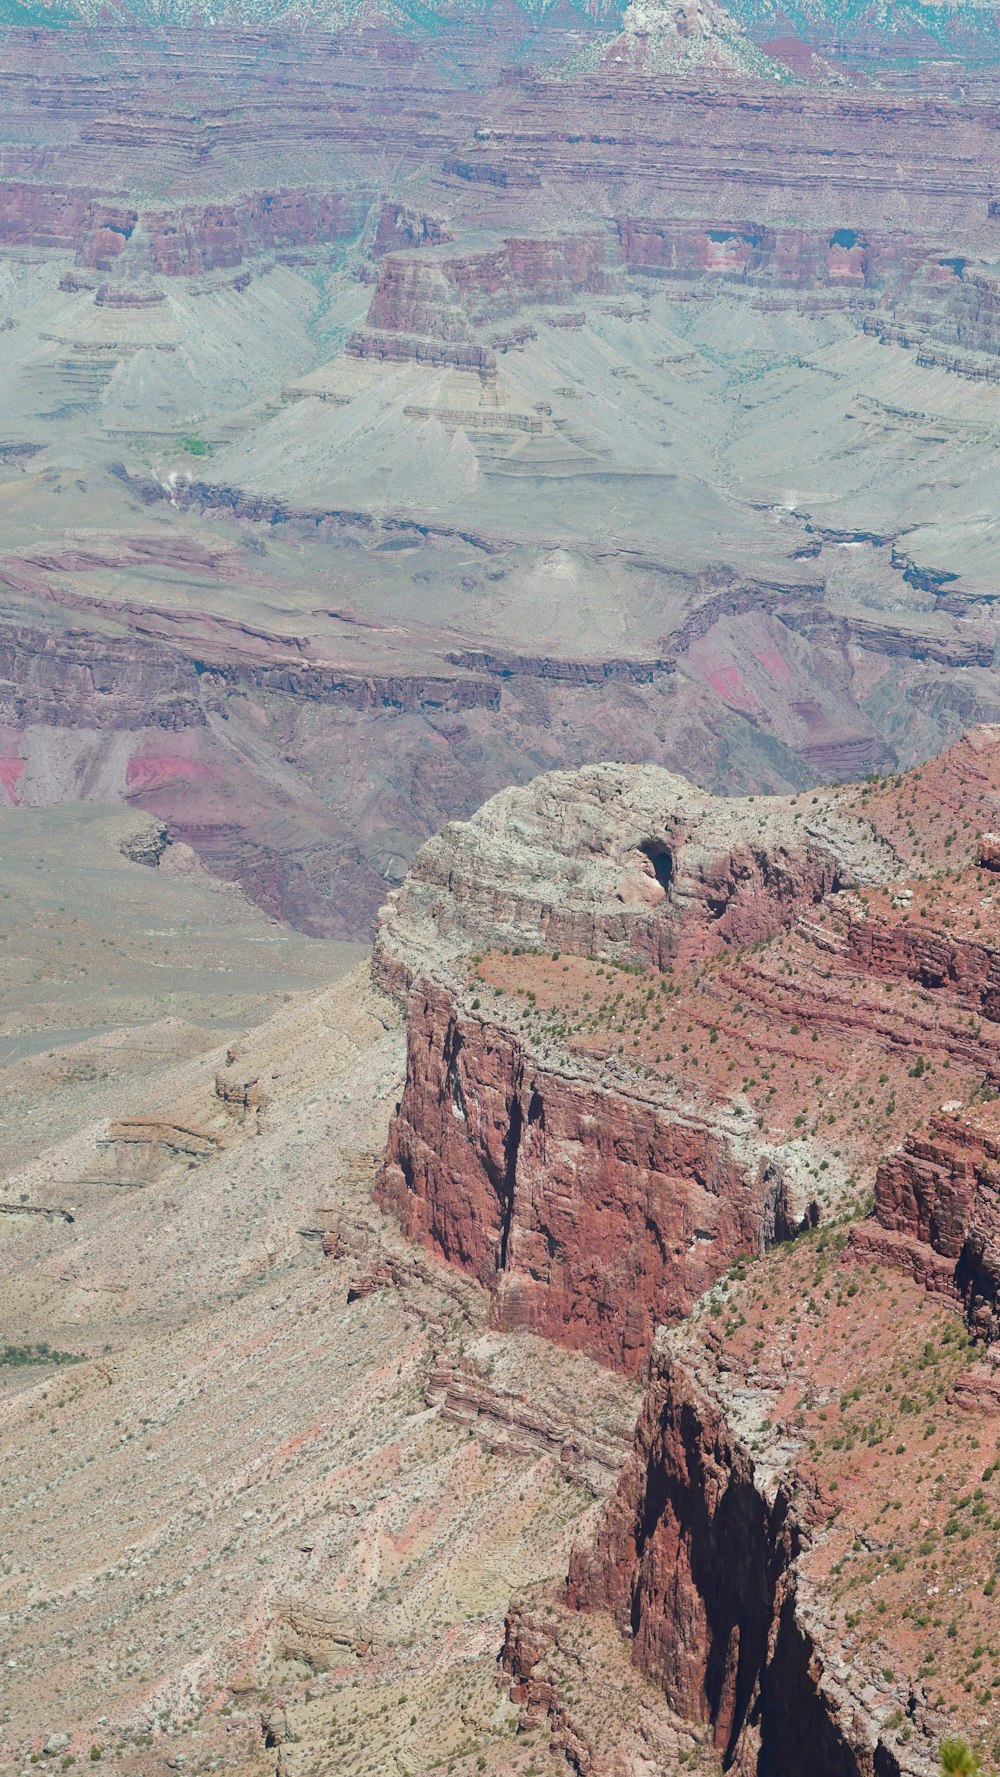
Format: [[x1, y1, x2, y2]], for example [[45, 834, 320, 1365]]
[[533, 1337, 923, 1777], [851, 1103, 1000, 1337], [378, 983, 798, 1372]]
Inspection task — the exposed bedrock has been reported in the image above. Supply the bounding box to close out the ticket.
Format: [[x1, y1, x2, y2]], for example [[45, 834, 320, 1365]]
[[851, 1103, 1000, 1341], [617, 216, 884, 286], [0, 623, 205, 731], [371, 201, 454, 256], [0, 181, 364, 274], [344, 216, 1000, 380], [125, 471, 504, 554], [348, 230, 615, 366], [375, 763, 903, 1369], [445, 647, 676, 685], [843, 913, 1000, 1025], [365, 233, 612, 336], [521, 1338, 927, 1777], [141, 188, 364, 276], [0, 182, 137, 268], [373, 760, 891, 993], [0, 620, 496, 728], [378, 984, 803, 1372]]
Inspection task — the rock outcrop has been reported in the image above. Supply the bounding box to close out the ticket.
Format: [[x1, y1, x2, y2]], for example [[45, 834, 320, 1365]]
[[851, 1102, 1000, 1338], [0, 180, 363, 274], [378, 736, 1000, 1378], [374, 760, 894, 992], [534, 1326, 936, 1777], [375, 758, 908, 1367], [380, 982, 802, 1372]]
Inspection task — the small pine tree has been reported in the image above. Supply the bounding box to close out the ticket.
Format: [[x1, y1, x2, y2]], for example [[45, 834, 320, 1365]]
[[941, 1738, 982, 1777]]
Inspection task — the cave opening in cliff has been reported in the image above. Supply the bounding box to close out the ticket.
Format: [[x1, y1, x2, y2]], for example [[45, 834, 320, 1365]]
[[640, 840, 674, 894]]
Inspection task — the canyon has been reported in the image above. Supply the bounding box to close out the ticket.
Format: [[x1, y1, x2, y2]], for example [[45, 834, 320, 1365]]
[[3, 6, 1000, 1777], [0, 18, 999, 935], [5, 735, 1000, 1777]]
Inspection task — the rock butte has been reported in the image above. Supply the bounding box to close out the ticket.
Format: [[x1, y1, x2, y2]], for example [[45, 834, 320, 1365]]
[[376, 733, 1000, 1370], [373, 730, 1000, 1772]]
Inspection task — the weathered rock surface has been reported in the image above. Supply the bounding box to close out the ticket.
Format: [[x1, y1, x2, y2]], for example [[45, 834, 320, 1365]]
[[378, 734, 1000, 1379], [375, 760, 901, 1366], [545, 1325, 938, 1777], [851, 1102, 1000, 1338], [374, 759, 895, 991], [500, 1166, 1000, 1768], [380, 982, 799, 1371]]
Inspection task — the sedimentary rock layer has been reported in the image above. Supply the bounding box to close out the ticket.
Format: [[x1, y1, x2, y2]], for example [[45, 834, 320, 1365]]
[[851, 1103, 1000, 1338], [378, 735, 1000, 1375], [379, 983, 799, 1371], [530, 1333, 928, 1777]]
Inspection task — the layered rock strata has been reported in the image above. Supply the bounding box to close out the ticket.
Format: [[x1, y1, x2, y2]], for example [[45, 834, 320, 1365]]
[[377, 761, 894, 1367], [380, 981, 805, 1371], [501, 1201, 1000, 1771], [374, 760, 894, 992], [513, 1320, 937, 1777], [378, 736, 1000, 1376], [851, 1102, 1000, 1338]]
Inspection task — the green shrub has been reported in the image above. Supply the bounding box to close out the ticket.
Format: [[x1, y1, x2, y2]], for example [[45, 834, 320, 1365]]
[[940, 1738, 981, 1777]]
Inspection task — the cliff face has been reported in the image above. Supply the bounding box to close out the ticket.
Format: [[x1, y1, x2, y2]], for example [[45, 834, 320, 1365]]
[[499, 1171, 1000, 1773], [565, 1347, 784, 1741], [143, 189, 363, 276], [0, 624, 204, 732], [374, 763, 874, 1369], [544, 1336, 925, 1777], [0, 181, 363, 274], [617, 217, 878, 287], [364, 234, 610, 336], [373, 758, 891, 992], [343, 207, 1000, 391], [380, 983, 791, 1372], [844, 915, 1000, 1024], [0, 619, 496, 730], [372, 746, 1000, 1768], [0, 182, 136, 267], [377, 741, 1000, 1376], [851, 1103, 1000, 1338]]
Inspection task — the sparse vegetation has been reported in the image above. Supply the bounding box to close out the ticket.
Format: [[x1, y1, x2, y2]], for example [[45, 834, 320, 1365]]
[[0, 1342, 83, 1369]]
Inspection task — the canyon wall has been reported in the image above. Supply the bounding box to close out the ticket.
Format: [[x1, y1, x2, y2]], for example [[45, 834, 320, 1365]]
[[373, 760, 870, 992], [0, 180, 364, 273], [377, 746, 1000, 1777], [0, 620, 497, 729], [851, 1104, 1000, 1339], [375, 760, 910, 1370], [379, 984, 797, 1372], [523, 1338, 924, 1777]]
